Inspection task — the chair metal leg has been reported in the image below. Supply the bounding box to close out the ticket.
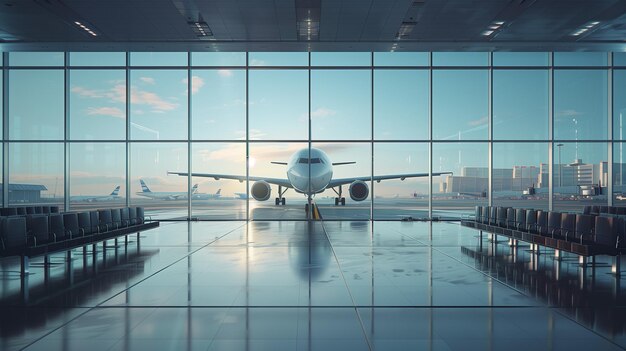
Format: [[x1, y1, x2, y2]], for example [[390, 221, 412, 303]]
[[21, 256, 29, 276]]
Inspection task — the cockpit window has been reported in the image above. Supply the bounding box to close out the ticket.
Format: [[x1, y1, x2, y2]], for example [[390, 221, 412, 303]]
[[298, 157, 323, 164]]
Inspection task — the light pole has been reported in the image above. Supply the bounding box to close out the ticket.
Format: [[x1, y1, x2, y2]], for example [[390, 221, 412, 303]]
[[556, 143, 564, 189]]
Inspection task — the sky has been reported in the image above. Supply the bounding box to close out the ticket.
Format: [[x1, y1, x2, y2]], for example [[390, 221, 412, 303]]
[[4, 51, 624, 200]]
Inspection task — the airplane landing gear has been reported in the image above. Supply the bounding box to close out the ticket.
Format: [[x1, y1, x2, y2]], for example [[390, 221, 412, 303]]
[[334, 197, 346, 206], [274, 185, 287, 206], [332, 185, 345, 206]]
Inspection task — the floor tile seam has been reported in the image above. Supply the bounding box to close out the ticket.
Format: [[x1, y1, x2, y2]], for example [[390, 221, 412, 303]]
[[319, 221, 373, 351], [15, 222, 248, 351], [432, 228, 626, 351]]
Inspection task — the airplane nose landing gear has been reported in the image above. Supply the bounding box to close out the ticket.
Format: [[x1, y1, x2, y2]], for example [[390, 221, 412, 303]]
[[274, 185, 287, 206]]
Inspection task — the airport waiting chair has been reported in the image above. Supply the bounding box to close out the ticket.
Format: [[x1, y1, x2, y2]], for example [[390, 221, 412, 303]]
[[25, 207, 35, 215], [78, 212, 94, 236], [514, 209, 526, 230], [120, 208, 130, 227], [559, 213, 576, 239], [525, 210, 537, 232], [26, 215, 50, 246], [480, 206, 489, 224], [111, 209, 122, 229], [599, 206, 609, 214], [98, 209, 113, 232], [90, 211, 103, 234], [574, 214, 595, 243], [128, 207, 138, 226], [489, 207, 498, 226], [0, 208, 18, 216], [41, 206, 51, 214], [617, 207, 626, 216], [609, 207, 618, 214], [1, 216, 27, 251], [594, 216, 618, 247], [591, 206, 600, 215], [63, 213, 83, 238], [137, 207, 145, 224], [17, 208, 27, 216], [34, 206, 43, 214], [546, 212, 562, 237], [50, 206, 60, 213], [536, 210, 548, 234], [506, 208, 516, 228], [582, 206, 591, 215], [49, 214, 68, 242], [474, 206, 481, 222], [497, 207, 508, 227]]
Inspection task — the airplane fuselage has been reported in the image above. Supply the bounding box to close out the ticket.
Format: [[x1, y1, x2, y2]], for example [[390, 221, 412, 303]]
[[286, 148, 333, 195]]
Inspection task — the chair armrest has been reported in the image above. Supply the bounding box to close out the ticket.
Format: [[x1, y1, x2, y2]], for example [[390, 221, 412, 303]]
[[51, 233, 57, 242], [27, 234, 37, 247]]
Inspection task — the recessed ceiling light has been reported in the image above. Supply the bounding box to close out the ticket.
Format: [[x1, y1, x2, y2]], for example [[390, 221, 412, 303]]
[[482, 30, 494, 36], [493, 21, 505, 25]]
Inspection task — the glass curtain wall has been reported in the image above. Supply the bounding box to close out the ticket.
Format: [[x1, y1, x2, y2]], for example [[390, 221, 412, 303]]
[[0, 52, 621, 219]]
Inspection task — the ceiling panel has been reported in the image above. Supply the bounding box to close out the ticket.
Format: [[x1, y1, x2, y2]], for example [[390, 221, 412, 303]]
[[0, 0, 624, 51]]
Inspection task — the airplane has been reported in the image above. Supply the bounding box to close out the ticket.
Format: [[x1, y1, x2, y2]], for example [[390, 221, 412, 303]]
[[192, 188, 222, 200], [71, 185, 121, 202], [136, 179, 198, 200], [234, 192, 248, 200], [168, 147, 452, 212]]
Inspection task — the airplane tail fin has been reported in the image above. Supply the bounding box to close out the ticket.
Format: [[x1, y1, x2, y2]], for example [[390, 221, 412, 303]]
[[110, 185, 121, 196], [192, 184, 198, 193], [215, 189, 222, 195], [140, 179, 151, 193]]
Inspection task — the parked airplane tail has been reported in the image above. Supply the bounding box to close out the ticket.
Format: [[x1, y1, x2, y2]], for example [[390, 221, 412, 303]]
[[140, 179, 151, 193], [110, 185, 121, 196], [192, 184, 198, 193], [215, 189, 222, 195]]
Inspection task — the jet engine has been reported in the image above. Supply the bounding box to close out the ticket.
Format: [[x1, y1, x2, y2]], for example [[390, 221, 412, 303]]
[[251, 181, 272, 201], [349, 180, 369, 201]]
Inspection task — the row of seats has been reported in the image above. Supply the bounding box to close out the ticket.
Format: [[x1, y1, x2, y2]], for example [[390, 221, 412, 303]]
[[0, 206, 60, 216], [474, 206, 624, 250], [0, 207, 147, 253], [583, 205, 626, 216]]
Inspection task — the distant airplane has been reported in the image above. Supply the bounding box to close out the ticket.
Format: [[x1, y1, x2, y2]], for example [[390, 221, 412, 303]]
[[234, 192, 248, 200], [137, 179, 198, 200], [71, 185, 121, 202], [192, 188, 222, 200], [169, 147, 451, 211]]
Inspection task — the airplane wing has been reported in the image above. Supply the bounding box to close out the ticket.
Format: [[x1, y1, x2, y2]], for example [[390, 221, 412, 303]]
[[167, 171, 293, 189], [328, 172, 452, 188]]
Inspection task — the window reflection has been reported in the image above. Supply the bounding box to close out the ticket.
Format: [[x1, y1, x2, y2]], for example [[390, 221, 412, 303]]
[[9, 70, 64, 140], [192, 143, 246, 220], [493, 70, 549, 140], [373, 143, 429, 219], [432, 143, 488, 219], [493, 143, 548, 210], [311, 70, 371, 140], [614, 70, 626, 140], [130, 70, 188, 140], [9, 143, 64, 209], [130, 143, 188, 220], [374, 70, 429, 140], [70, 70, 126, 140], [554, 70, 607, 140], [249, 70, 308, 140], [433, 70, 488, 140], [70, 143, 125, 211], [553, 142, 607, 212], [191, 69, 245, 140]]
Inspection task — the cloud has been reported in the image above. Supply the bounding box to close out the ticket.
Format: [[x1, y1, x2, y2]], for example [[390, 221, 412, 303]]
[[182, 76, 205, 94], [130, 87, 178, 111], [140, 77, 156, 85], [86, 107, 125, 119], [311, 107, 337, 119], [557, 109, 583, 117], [467, 116, 488, 127], [71, 86, 105, 98], [217, 69, 233, 78]]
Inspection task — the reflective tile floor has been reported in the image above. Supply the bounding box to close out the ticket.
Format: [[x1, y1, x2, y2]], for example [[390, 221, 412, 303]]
[[0, 221, 625, 350]]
